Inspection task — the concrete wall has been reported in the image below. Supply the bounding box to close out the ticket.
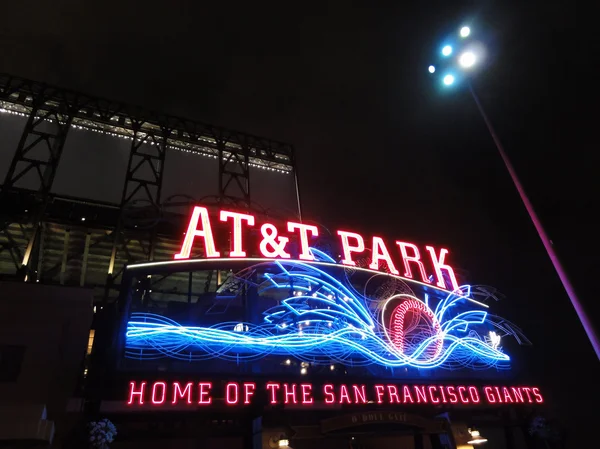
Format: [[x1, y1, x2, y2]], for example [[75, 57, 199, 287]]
[[0, 281, 94, 446]]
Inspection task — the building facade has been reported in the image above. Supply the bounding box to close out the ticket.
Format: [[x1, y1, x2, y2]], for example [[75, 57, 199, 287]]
[[0, 75, 549, 448]]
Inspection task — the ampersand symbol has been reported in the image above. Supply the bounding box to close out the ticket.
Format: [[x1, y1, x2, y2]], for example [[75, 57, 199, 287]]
[[259, 223, 291, 258]]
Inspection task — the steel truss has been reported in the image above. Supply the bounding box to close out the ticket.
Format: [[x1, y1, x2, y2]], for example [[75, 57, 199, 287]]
[[0, 74, 298, 296]]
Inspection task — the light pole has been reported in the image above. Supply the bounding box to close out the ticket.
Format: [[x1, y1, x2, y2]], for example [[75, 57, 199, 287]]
[[429, 25, 600, 360]]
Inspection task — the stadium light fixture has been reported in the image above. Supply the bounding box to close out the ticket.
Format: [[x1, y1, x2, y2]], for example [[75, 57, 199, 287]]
[[427, 23, 600, 360]]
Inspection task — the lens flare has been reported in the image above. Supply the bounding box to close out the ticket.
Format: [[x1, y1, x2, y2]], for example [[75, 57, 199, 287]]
[[459, 51, 476, 68], [443, 74, 455, 85]]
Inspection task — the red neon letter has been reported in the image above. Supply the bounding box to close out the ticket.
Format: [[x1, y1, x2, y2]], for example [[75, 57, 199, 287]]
[[428, 386, 440, 404], [469, 386, 480, 403], [266, 383, 280, 404], [225, 382, 239, 405], [339, 385, 352, 404], [402, 386, 414, 403], [151, 382, 166, 404], [511, 387, 524, 403], [484, 386, 496, 403], [414, 386, 428, 403], [352, 385, 367, 404], [301, 384, 314, 404], [337, 231, 365, 266], [323, 384, 335, 404], [396, 242, 430, 283], [502, 387, 514, 403], [283, 384, 297, 404], [220, 210, 255, 257], [374, 385, 385, 404], [446, 386, 458, 403], [494, 386, 503, 403], [387, 385, 401, 404], [457, 386, 469, 404], [386, 385, 400, 404], [175, 206, 220, 259], [369, 237, 400, 274], [259, 223, 291, 258], [243, 383, 256, 404], [521, 387, 533, 403], [128, 381, 146, 405], [425, 246, 459, 291], [198, 382, 212, 404], [532, 387, 544, 403], [287, 222, 319, 260], [439, 385, 448, 403], [172, 382, 193, 404]]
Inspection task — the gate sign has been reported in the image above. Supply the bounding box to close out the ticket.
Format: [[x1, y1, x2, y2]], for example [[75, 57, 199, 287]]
[[126, 381, 544, 407], [175, 206, 460, 292], [125, 205, 531, 371]]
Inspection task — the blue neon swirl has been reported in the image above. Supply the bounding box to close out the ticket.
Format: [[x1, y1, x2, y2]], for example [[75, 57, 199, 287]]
[[125, 259, 516, 370]]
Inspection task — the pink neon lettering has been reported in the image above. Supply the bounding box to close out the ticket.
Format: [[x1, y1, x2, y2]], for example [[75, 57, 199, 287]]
[[352, 385, 367, 404], [369, 237, 400, 274], [402, 386, 414, 403], [387, 385, 401, 404], [283, 383, 297, 404], [374, 385, 385, 403], [259, 223, 291, 258], [396, 242, 430, 283], [469, 386, 480, 403], [522, 387, 533, 403], [415, 386, 427, 403], [428, 386, 440, 403], [494, 386, 503, 403], [425, 246, 459, 291], [266, 383, 280, 404], [339, 385, 352, 404], [502, 387, 514, 403], [128, 381, 146, 405], [337, 230, 365, 266], [175, 206, 220, 259], [225, 383, 239, 405], [457, 386, 469, 403], [484, 387, 496, 403], [301, 384, 314, 404], [244, 383, 256, 404], [151, 382, 166, 404], [220, 210, 255, 257], [323, 384, 335, 404], [446, 386, 458, 403], [198, 382, 212, 404], [511, 387, 524, 403], [532, 387, 544, 403], [439, 385, 448, 403], [172, 382, 193, 404], [287, 222, 319, 260]]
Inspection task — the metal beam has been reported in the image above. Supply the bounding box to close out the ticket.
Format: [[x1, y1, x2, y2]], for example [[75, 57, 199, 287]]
[[107, 123, 171, 295], [1, 85, 78, 280], [0, 74, 294, 173], [216, 132, 251, 205], [80, 232, 91, 287]]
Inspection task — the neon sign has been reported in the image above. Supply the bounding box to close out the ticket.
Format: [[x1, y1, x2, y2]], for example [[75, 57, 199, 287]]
[[126, 254, 529, 370], [174, 205, 460, 291], [126, 381, 545, 406]]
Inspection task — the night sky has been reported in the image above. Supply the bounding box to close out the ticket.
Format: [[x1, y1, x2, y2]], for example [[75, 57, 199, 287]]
[[1, 0, 594, 446]]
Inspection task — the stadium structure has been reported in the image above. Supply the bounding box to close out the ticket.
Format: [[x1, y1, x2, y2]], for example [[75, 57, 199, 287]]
[[0, 73, 300, 302], [0, 74, 552, 449]]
